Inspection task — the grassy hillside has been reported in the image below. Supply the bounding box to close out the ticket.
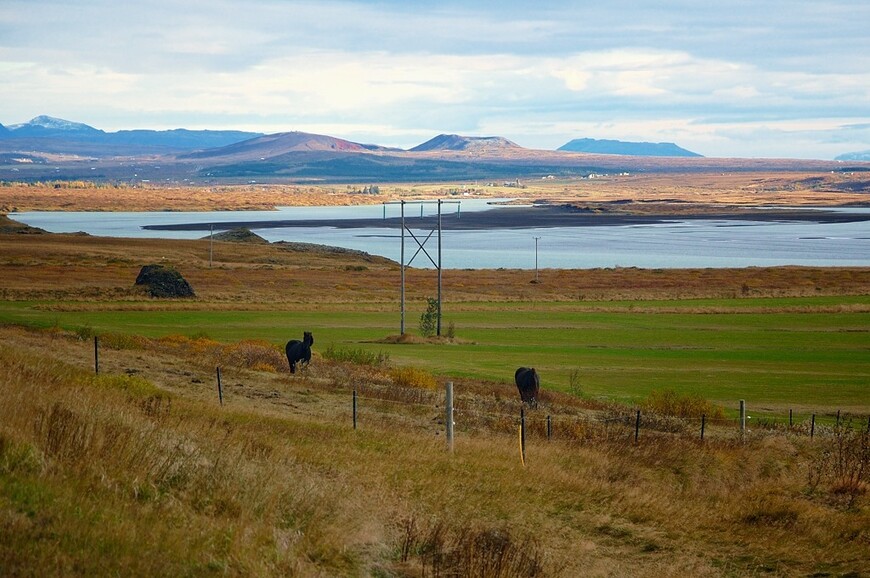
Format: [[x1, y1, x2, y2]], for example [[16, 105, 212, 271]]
[[1, 323, 868, 576], [1, 231, 868, 575]]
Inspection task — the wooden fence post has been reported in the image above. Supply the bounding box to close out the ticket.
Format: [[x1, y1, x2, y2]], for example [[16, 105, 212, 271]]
[[445, 382, 454, 452], [547, 415, 552, 441], [216, 367, 223, 406], [701, 414, 706, 441], [353, 389, 358, 430], [520, 406, 526, 465], [811, 414, 815, 438], [789, 409, 793, 428], [739, 400, 746, 441], [634, 410, 640, 443], [94, 335, 99, 375]]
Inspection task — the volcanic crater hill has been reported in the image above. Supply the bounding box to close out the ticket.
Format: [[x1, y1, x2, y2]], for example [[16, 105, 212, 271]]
[[177, 131, 398, 162], [409, 134, 523, 154]]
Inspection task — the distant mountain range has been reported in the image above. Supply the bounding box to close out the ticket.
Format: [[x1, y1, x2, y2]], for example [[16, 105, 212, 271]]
[[0, 115, 864, 183], [1, 116, 702, 157], [0, 115, 263, 152], [835, 150, 870, 161], [558, 138, 702, 157]]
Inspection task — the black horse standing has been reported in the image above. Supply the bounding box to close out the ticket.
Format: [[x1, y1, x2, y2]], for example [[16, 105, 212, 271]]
[[515, 367, 540, 407], [286, 331, 314, 373]]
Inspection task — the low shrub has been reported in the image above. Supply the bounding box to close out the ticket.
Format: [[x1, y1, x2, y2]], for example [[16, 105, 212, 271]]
[[222, 339, 286, 371], [394, 516, 544, 577], [642, 388, 725, 420], [390, 366, 437, 390], [322, 344, 389, 367], [807, 421, 870, 508]]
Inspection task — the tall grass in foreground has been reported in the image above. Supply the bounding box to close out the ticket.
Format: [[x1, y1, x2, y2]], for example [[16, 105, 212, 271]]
[[1, 330, 868, 576]]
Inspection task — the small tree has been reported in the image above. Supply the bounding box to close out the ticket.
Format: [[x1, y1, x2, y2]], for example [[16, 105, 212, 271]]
[[568, 367, 583, 397], [419, 297, 438, 337]]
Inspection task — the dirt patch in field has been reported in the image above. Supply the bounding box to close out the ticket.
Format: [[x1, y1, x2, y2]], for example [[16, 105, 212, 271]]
[[374, 334, 475, 345]]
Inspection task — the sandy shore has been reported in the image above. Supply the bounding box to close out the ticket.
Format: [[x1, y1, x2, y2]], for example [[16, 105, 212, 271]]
[[143, 204, 870, 232]]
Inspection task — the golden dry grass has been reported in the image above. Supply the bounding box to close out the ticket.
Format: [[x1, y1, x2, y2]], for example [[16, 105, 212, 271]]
[[1, 323, 868, 576]]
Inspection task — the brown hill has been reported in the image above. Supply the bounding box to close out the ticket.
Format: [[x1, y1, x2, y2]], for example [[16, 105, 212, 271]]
[[178, 131, 391, 161], [410, 133, 523, 153], [207, 227, 268, 244]]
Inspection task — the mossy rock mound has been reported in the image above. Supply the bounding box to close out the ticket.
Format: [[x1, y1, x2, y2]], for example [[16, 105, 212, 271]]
[[134, 264, 195, 298], [206, 227, 268, 244]]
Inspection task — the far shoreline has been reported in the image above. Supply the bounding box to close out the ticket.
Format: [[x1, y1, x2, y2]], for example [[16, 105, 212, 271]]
[[141, 204, 870, 232]]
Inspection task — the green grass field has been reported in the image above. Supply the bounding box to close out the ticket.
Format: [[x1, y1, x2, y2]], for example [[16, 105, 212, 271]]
[[2, 295, 867, 415]]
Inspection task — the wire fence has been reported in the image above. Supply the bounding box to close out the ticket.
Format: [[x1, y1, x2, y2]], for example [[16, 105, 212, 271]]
[[89, 336, 869, 450], [338, 380, 870, 448]]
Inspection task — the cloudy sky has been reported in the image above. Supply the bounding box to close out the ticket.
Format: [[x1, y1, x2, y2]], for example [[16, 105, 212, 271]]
[[1, 0, 868, 158]]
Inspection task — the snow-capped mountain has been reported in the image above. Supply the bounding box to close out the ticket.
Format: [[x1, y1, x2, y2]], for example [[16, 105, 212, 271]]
[[8, 115, 105, 138], [2, 115, 262, 150]]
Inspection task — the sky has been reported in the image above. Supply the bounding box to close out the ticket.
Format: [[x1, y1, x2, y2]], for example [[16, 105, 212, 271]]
[[1, 0, 868, 159]]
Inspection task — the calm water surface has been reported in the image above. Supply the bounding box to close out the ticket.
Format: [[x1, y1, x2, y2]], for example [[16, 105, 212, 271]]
[[11, 202, 870, 269]]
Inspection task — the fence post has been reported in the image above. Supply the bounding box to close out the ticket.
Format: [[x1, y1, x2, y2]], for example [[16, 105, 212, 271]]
[[94, 335, 99, 375], [445, 381, 454, 452], [811, 414, 815, 438], [353, 389, 358, 430], [547, 415, 552, 441], [216, 367, 223, 406], [701, 414, 706, 441], [789, 409, 793, 428], [836, 410, 841, 427], [634, 410, 640, 443], [520, 406, 526, 465], [739, 400, 746, 441]]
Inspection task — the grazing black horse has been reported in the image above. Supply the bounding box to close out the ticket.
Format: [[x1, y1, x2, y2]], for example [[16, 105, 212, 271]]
[[286, 331, 314, 374], [515, 367, 540, 407]]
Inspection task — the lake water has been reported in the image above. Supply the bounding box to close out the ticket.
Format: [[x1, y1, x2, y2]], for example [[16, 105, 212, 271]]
[[10, 201, 870, 269]]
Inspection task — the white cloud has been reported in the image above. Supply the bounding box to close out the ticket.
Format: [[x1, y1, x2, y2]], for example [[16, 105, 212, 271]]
[[1, 0, 868, 158]]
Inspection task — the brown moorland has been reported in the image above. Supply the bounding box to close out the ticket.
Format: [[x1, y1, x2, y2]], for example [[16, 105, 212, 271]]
[[1, 228, 869, 304], [2, 170, 869, 213]]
